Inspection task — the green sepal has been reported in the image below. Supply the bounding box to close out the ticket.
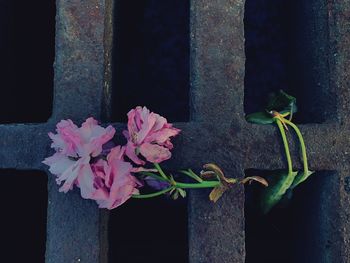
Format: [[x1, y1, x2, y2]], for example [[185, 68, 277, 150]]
[[260, 170, 298, 214], [178, 188, 187, 198]]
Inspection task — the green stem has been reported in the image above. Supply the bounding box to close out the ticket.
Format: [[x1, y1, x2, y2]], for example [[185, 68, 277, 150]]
[[134, 165, 221, 200], [283, 118, 308, 173], [154, 163, 168, 180], [275, 118, 293, 174], [131, 181, 220, 199], [174, 181, 221, 189], [132, 187, 173, 199]]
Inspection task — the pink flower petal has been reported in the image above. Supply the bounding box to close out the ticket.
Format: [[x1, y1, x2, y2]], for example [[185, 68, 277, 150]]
[[57, 156, 90, 193], [125, 142, 145, 165], [50, 119, 81, 156], [77, 162, 96, 199], [146, 127, 180, 144], [47, 117, 116, 158], [139, 143, 171, 163], [95, 159, 138, 209], [92, 187, 109, 200], [124, 106, 180, 165], [136, 110, 157, 143], [78, 118, 116, 157], [152, 113, 167, 131], [42, 153, 75, 176], [107, 146, 126, 163]]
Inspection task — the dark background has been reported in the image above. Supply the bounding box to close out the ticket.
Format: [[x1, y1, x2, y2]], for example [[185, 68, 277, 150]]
[[109, 1, 189, 262], [0, 0, 55, 123], [111, 0, 189, 123], [244, 0, 333, 124]]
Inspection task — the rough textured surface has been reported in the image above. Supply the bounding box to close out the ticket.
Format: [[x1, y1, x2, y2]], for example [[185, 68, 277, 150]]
[[46, 1, 107, 262], [188, 0, 246, 262], [0, 0, 348, 262]]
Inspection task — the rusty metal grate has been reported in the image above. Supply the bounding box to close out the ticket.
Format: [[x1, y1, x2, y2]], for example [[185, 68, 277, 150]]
[[0, 0, 349, 262]]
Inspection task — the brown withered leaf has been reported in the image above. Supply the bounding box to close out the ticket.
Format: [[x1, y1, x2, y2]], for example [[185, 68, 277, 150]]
[[203, 163, 224, 178], [203, 163, 238, 203], [203, 164, 268, 203], [202, 163, 237, 185], [209, 185, 228, 203], [199, 171, 216, 179], [239, 176, 268, 187]]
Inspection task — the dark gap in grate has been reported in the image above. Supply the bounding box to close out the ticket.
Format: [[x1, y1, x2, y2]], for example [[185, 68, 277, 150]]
[[244, 169, 340, 263], [108, 197, 188, 263], [244, 0, 336, 124], [0, 170, 48, 262], [0, 0, 55, 123], [108, 2, 189, 262], [111, 0, 190, 122]]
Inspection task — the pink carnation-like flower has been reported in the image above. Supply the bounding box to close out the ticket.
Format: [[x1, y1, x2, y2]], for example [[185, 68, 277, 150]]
[[123, 106, 180, 164], [43, 118, 116, 197], [48, 118, 115, 158], [91, 146, 141, 209]]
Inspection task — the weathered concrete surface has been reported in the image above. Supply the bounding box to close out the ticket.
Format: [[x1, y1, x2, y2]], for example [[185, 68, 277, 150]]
[[329, 1, 350, 262], [187, 0, 246, 262], [45, 1, 107, 262]]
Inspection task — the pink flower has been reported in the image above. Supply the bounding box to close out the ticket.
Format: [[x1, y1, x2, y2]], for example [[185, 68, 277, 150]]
[[90, 146, 141, 209], [48, 118, 116, 158], [43, 118, 116, 198], [123, 106, 180, 164]]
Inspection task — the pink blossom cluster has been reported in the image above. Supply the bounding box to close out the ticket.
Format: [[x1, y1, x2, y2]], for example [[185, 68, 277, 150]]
[[43, 106, 180, 209]]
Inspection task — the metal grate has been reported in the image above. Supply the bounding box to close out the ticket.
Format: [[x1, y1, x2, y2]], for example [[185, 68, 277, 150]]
[[0, 0, 349, 262]]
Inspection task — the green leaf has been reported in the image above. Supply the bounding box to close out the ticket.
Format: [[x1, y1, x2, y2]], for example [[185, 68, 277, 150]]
[[267, 90, 297, 115], [246, 90, 298, 125], [245, 112, 275, 125], [290, 170, 314, 189], [260, 170, 298, 214]]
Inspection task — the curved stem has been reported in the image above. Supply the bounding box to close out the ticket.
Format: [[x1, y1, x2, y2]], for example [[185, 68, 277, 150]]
[[154, 163, 168, 180], [283, 118, 308, 173], [275, 118, 293, 174], [174, 181, 221, 189], [132, 187, 173, 199]]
